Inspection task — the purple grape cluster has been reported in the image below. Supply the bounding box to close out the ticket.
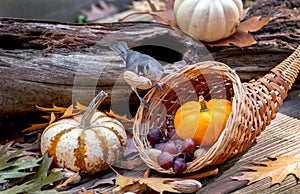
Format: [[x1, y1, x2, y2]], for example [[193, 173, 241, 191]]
[[146, 117, 198, 174]]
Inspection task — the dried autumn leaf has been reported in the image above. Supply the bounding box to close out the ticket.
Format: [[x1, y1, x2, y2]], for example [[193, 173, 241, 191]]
[[36, 104, 67, 113], [22, 123, 49, 133], [115, 174, 180, 194], [120, 0, 176, 27], [207, 30, 257, 47], [75, 101, 87, 111], [207, 16, 273, 47], [79, 187, 95, 194], [238, 16, 274, 32], [150, 9, 176, 27], [131, 0, 166, 11], [22, 104, 83, 134], [81, 0, 119, 22], [105, 109, 134, 122], [55, 171, 81, 189], [22, 113, 56, 133], [232, 155, 300, 185], [59, 105, 83, 119]]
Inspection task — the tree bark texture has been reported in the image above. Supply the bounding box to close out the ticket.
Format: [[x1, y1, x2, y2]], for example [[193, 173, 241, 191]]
[[0, 0, 299, 134]]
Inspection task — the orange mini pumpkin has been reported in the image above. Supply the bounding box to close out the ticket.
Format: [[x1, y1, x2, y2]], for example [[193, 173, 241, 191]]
[[174, 96, 232, 146]]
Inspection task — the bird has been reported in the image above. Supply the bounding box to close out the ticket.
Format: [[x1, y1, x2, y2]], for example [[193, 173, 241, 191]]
[[110, 41, 164, 109]]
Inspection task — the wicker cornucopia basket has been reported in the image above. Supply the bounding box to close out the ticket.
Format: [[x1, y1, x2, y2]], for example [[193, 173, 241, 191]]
[[133, 45, 300, 174]]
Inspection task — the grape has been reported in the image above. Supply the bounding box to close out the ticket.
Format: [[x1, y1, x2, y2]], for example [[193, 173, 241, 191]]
[[161, 141, 178, 154], [147, 129, 163, 146], [168, 129, 177, 139], [173, 156, 187, 174], [174, 138, 183, 153], [157, 152, 174, 169], [182, 138, 196, 153], [154, 142, 164, 150]]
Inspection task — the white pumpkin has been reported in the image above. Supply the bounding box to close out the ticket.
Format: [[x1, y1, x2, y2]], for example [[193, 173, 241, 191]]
[[40, 91, 127, 175], [174, 0, 243, 42]]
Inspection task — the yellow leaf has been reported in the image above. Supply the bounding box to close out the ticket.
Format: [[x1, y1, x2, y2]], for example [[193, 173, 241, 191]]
[[36, 104, 67, 113], [49, 112, 57, 124], [105, 109, 134, 122], [22, 112, 57, 132], [59, 105, 84, 119], [22, 123, 50, 133], [232, 155, 300, 185], [116, 174, 180, 194], [75, 102, 87, 111], [59, 105, 75, 119]]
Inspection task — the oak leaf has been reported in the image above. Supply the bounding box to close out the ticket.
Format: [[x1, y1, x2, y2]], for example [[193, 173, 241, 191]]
[[23, 104, 83, 133], [115, 174, 180, 194], [105, 109, 134, 122], [131, 0, 166, 11], [22, 112, 56, 133], [35, 104, 67, 113], [120, 0, 176, 27], [232, 155, 300, 185], [207, 16, 273, 47]]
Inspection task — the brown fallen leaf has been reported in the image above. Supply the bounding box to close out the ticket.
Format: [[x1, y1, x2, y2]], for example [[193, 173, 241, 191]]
[[232, 155, 300, 185], [79, 187, 95, 194], [75, 101, 87, 111], [120, 0, 176, 27], [105, 109, 134, 123], [59, 105, 83, 119], [23, 104, 83, 133], [131, 0, 166, 11], [207, 16, 273, 47], [36, 104, 67, 113], [238, 16, 274, 32], [55, 171, 81, 189], [22, 112, 56, 133], [113, 181, 148, 194], [115, 174, 180, 194]]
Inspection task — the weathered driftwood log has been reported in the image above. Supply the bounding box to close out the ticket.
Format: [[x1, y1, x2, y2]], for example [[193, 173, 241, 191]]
[[0, 0, 299, 135]]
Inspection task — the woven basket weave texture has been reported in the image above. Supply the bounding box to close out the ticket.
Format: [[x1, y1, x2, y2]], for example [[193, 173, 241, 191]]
[[133, 45, 300, 174]]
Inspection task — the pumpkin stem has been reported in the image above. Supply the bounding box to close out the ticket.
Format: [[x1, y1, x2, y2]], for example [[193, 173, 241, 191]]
[[198, 96, 209, 112], [80, 90, 108, 128]]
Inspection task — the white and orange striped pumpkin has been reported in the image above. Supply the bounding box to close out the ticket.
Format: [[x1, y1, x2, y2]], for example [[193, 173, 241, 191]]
[[40, 91, 127, 175]]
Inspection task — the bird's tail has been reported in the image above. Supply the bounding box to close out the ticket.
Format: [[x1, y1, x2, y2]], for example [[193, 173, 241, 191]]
[[110, 41, 129, 61]]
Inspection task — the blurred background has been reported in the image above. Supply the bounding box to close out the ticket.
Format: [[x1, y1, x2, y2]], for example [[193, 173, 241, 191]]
[[0, 0, 253, 23], [0, 0, 134, 23]]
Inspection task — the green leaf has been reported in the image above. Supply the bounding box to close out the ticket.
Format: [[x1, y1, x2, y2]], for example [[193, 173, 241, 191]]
[[0, 154, 64, 194], [0, 172, 34, 184], [0, 143, 40, 184], [0, 150, 27, 171]]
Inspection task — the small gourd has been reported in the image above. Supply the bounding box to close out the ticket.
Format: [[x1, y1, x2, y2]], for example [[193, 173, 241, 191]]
[[174, 96, 232, 146], [40, 91, 127, 175], [174, 0, 243, 42]]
